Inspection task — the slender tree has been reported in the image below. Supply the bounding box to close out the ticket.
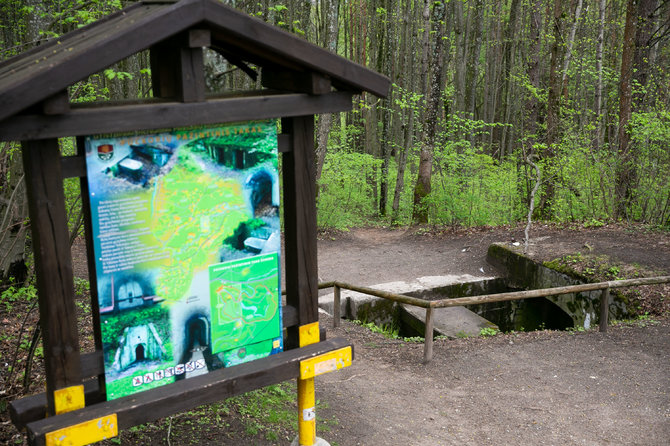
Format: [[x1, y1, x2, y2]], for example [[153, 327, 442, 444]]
[[412, 0, 446, 223]]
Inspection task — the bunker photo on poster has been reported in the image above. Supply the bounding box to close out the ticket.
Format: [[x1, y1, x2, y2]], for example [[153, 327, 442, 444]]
[[84, 121, 283, 400]]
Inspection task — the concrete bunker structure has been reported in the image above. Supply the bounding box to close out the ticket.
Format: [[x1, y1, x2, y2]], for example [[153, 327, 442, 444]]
[[112, 323, 166, 371]]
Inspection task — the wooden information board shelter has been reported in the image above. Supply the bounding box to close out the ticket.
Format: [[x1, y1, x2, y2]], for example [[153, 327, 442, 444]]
[[0, 1, 389, 444]]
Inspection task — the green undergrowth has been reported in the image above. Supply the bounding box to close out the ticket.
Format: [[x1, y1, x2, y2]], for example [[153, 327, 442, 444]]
[[351, 319, 431, 342], [103, 381, 338, 445]]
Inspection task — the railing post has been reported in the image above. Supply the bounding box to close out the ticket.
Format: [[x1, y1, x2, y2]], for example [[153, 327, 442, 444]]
[[333, 285, 341, 328], [423, 307, 434, 363], [599, 287, 610, 332]]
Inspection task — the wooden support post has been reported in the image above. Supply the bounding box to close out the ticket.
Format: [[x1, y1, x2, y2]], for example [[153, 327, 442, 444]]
[[22, 139, 81, 415], [333, 285, 341, 328], [282, 116, 318, 349], [150, 29, 207, 103], [599, 287, 610, 332], [424, 307, 434, 364]]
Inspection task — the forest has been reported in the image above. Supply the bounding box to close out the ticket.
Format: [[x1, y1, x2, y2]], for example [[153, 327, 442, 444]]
[[0, 0, 669, 280]]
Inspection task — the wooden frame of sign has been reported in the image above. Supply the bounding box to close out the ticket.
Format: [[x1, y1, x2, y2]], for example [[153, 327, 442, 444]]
[[0, 1, 389, 444]]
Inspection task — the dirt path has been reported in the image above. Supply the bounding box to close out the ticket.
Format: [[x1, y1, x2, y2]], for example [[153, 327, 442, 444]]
[[313, 225, 670, 445], [3, 225, 669, 445], [317, 224, 670, 286], [317, 314, 669, 445]]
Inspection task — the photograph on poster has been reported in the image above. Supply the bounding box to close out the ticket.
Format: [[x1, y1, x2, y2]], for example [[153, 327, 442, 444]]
[[85, 121, 283, 400]]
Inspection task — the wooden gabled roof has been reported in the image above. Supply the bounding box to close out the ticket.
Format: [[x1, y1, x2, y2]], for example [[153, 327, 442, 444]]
[[0, 0, 389, 123]]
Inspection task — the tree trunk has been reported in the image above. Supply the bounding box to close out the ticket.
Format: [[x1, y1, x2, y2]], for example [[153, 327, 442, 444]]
[[392, 110, 412, 224], [0, 143, 29, 284], [615, 0, 639, 220], [314, 0, 339, 186], [632, 0, 658, 109], [453, 0, 466, 117], [593, 0, 606, 151], [539, 0, 564, 220], [412, 0, 446, 224], [498, 0, 521, 159], [468, 0, 484, 139], [562, 0, 585, 88]]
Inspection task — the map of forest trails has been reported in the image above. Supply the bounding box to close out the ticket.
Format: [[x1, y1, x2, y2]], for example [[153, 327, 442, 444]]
[[151, 148, 247, 302], [209, 253, 281, 355]]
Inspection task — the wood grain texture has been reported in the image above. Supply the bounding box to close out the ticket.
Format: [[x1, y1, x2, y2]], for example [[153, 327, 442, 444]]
[[26, 338, 352, 446], [178, 47, 206, 102], [22, 139, 81, 415], [41, 91, 70, 115], [281, 116, 319, 348], [10, 379, 104, 431], [0, 92, 353, 141], [0, 1, 203, 121], [150, 31, 206, 102], [0, 0, 388, 122], [262, 69, 332, 95], [202, 0, 390, 97]]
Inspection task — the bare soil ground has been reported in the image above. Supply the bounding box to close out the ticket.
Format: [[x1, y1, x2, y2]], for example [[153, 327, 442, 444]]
[[1, 224, 669, 445], [314, 224, 670, 445]]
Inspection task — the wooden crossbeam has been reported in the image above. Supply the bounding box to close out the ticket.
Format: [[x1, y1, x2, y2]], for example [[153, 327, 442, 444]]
[[0, 92, 352, 141], [25, 338, 352, 446]]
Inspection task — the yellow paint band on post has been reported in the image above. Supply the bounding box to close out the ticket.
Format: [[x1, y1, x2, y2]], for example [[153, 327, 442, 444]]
[[297, 322, 320, 445], [53, 385, 85, 415], [297, 376, 316, 446], [45, 414, 118, 446], [298, 321, 320, 347], [300, 346, 352, 380]]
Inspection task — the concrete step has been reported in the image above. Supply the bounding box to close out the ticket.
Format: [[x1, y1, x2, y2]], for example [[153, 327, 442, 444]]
[[400, 304, 497, 339], [318, 275, 497, 334]]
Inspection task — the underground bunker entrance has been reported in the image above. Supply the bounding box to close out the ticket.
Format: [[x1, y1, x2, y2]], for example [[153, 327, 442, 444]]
[[404, 279, 574, 336], [350, 278, 579, 339]]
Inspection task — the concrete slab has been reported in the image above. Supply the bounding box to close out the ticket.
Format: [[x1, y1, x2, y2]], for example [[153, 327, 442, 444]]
[[400, 304, 498, 339], [291, 436, 330, 446], [318, 275, 496, 325]]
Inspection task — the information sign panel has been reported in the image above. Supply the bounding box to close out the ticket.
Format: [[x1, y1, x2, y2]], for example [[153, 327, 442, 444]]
[[84, 121, 282, 399]]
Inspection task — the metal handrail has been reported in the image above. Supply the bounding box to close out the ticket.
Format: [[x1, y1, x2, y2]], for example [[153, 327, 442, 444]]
[[318, 276, 670, 363]]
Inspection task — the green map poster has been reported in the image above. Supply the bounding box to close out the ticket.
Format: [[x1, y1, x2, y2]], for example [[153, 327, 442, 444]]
[[84, 121, 283, 400]]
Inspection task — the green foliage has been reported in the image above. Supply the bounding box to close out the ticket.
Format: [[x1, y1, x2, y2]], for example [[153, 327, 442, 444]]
[[479, 327, 499, 337], [232, 382, 296, 439], [103, 68, 133, 81], [74, 277, 90, 297], [352, 319, 399, 339], [625, 109, 670, 225], [0, 281, 36, 312], [318, 151, 382, 229], [428, 144, 522, 226]]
